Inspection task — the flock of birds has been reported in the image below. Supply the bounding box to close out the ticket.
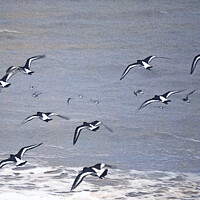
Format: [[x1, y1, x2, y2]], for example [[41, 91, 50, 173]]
[[0, 53, 199, 191]]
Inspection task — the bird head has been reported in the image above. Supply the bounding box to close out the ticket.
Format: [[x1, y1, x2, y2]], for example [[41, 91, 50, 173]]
[[9, 154, 15, 159]]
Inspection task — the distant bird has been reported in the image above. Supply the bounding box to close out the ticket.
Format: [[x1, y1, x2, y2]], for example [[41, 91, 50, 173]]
[[134, 90, 144, 96], [32, 91, 42, 98], [71, 163, 111, 191], [0, 143, 42, 168], [17, 55, 46, 75], [21, 112, 69, 125], [182, 90, 195, 103], [90, 99, 100, 104], [73, 120, 113, 145], [67, 98, 72, 105], [190, 54, 200, 74], [120, 56, 169, 80], [139, 90, 183, 110]]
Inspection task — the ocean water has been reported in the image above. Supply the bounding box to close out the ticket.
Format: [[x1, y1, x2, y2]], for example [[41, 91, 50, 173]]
[[0, 0, 200, 199]]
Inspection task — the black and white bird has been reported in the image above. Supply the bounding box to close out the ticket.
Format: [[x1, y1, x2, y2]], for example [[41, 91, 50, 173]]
[[32, 91, 42, 98], [21, 112, 69, 125], [0, 143, 42, 169], [73, 120, 113, 145], [138, 90, 183, 110], [182, 90, 195, 103], [71, 163, 111, 191], [134, 89, 144, 96], [190, 54, 200, 74], [120, 56, 169, 80], [17, 55, 46, 75], [0, 67, 18, 89]]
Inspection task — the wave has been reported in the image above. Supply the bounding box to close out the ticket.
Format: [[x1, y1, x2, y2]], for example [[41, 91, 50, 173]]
[[0, 165, 199, 200], [0, 29, 22, 34]]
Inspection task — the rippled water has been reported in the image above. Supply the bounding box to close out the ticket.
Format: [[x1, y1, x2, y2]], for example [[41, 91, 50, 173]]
[[0, 0, 200, 199]]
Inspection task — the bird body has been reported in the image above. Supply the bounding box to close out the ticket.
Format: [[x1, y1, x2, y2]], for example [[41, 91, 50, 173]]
[[21, 112, 69, 125], [73, 120, 112, 145], [120, 55, 169, 80], [71, 163, 110, 191], [18, 55, 46, 75], [139, 90, 183, 110]]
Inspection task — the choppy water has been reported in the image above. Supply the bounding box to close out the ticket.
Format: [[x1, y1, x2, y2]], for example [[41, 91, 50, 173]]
[[0, 0, 200, 199]]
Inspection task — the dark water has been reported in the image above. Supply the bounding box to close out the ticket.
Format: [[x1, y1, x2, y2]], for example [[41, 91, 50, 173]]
[[0, 0, 200, 199]]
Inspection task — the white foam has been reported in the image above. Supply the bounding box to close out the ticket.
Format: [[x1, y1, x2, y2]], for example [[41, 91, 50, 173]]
[[0, 166, 199, 200]]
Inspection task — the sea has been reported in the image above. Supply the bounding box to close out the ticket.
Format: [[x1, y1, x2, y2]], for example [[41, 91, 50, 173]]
[[0, 0, 200, 199]]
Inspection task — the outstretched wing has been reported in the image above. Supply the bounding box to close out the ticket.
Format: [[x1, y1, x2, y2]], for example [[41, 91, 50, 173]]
[[99, 169, 108, 179], [101, 123, 113, 132], [120, 63, 140, 80], [0, 158, 15, 169], [90, 120, 101, 126], [187, 90, 195, 96], [1, 69, 18, 82], [6, 66, 19, 75], [16, 143, 43, 159], [71, 169, 95, 191], [190, 54, 200, 74], [47, 112, 69, 120], [138, 98, 160, 110], [73, 125, 87, 145], [21, 115, 39, 125], [162, 90, 183, 98], [24, 55, 46, 69], [143, 56, 156, 63]]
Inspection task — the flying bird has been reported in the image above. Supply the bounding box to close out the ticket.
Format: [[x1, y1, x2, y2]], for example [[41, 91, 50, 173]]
[[73, 120, 113, 145], [120, 56, 169, 80], [182, 90, 195, 103], [190, 54, 200, 74], [0, 143, 42, 169], [134, 89, 144, 96], [138, 90, 183, 110], [0, 67, 18, 89], [71, 163, 111, 191], [67, 98, 72, 105], [32, 91, 42, 98], [21, 112, 69, 125], [17, 55, 46, 75]]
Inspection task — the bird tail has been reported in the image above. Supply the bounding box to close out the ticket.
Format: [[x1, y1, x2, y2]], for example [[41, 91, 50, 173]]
[[164, 100, 171, 104], [45, 119, 53, 122]]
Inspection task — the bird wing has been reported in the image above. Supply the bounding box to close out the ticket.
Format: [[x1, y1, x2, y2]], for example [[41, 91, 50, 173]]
[[162, 90, 183, 98], [1, 70, 17, 82], [24, 55, 46, 69], [0, 158, 14, 169], [99, 169, 108, 179], [71, 169, 95, 191], [90, 120, 101, 126], [101, 123, 113, 132], [47, 112, 69, 120], [120, 63, 140, 80], [16, 143, 43, 159], [187, 90, 195, 96], [143, 56, 156, 63], [138, 98, 160, 110], [190, 54, 200, 74], [6, 66, 19, 75], [73, 125, 87, 145], [21, 115, 39, 125]]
